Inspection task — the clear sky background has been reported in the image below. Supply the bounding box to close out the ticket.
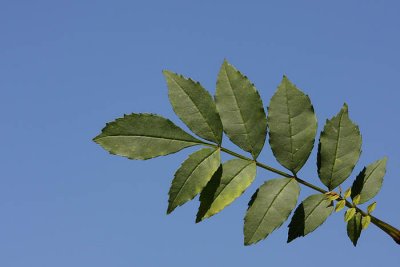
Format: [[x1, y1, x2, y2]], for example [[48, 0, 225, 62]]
[[1, 1, 400, 266]]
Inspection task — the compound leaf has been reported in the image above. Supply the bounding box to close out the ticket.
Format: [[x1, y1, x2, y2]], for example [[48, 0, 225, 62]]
[[347, 212, 362, 246], [167, 147, 221, 214], [215, 60, 267, 159], [287, 194, 334, 242], [351, 157, 387, 204], [268, 76, 317, 174], [164, 71, 223, 144], [93, 113, 202, 159], [244, 178, 300, 245], [317, 104, 362, 190], [196, 159, 256, 222]]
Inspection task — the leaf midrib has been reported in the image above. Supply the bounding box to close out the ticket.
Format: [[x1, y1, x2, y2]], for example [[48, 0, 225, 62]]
[[208, 161, 253, 212], [169, 76, 219, 142], [223, 65, 252, 153], [284, 85, 295, 169], [362, 160, 383, 187], [304, 197, 328, 227], [95, 135, 201, 144], [328, 111, 344, 189], [248, 179, 292, 242], [171, 149, 218, 207]]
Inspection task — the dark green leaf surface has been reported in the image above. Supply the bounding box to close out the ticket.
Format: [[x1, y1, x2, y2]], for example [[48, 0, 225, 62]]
[[351, 157, 387, 204], [347, 212, 362, 246], [267, 76, 317, 173], [93, 113, 202, 159], [244, 178, 300, 245], [196, 159, 256, 222], [164, 71, 223, 144], [317, 104, 362, 190], [287, 194, 334, 242], [167, 148, 221, 214], [215, 60, 267, 159]]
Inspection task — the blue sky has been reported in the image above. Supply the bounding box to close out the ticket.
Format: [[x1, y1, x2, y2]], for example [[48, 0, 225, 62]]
[[1, 1, 399, 266]]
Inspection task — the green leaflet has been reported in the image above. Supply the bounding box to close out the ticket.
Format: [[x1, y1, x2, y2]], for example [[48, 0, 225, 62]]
[[362, 215, 371, 230], [167, 148, 221, 214], [352, 194, 361, 205], [164, 71, 223, 144], [215, 60, 267, 159], [344, 187, 352, 199], [287, 194, 334, 243], [244, 178, 300, 245], [267, 76, 317, 174], [367, 202, 377, 214], [347, 212, 362, 246], [317, 104, 362, 190], [345, 208, 356, 222], [335, 199, 346, 212], [196, 159, 256, 222], [93, 113, 202, 160], [351, 157, 387, 204]]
